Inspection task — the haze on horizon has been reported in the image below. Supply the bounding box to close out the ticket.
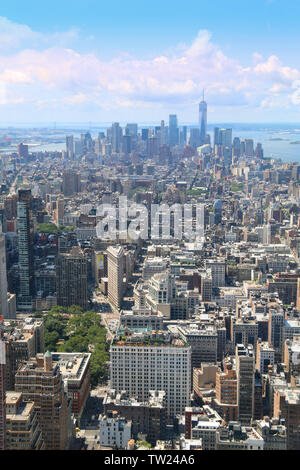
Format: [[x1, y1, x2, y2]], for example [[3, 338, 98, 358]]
[[1, 0, 300, 124]]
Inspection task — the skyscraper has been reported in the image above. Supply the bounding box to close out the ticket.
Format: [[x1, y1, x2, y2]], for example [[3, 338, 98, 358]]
[[146, 136, 159, 158], [213, 199, 223, 226], [122, 135, 132, 154], [214, 128, 232, 147], [55, 198, 65, 226], [125, 123, 138, 138], [221, 129, 232, 147], [6, 391, 44, 450], [56, 247, 88, 310], [15, 352, 69, 450], [17, 189, 34, 311], [18, 143, 29, 161], [0, 233, 8, 318], [214, 127, 220, 147], [4, 194, 17, 222], [107, 245, 124, 310], [81, 132, 93, 153], [111, 122, 122, 153], [160, 120, 167, 146], [236, 344, 254, 425], [66, 135, 74, 159], [180, 126, 187, 146], [241, 139, 254, 157], [141, 129, 149, 141], [256, 142, 264, 158], [233, 137, 241, 157], [62, 170, 80, 196], [169, 114, 179, 147], [268, 310, 284, 362], [189, 128, 201, 149], [0, 329, 5, 451], [125, 124, 138, 151], [199, 92, 207, 145]]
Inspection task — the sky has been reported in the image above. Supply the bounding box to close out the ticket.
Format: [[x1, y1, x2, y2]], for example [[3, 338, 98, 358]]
[[1, 0, 300, 124]]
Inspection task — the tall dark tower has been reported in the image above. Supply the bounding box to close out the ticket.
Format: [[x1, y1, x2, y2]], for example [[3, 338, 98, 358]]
[[169, 114, 179, 147], [56, 247, 88, 310], [236, 344, 254, 425], [0, 321, 5, 451], [199, 90, 207, 145], [17, 188, 35, 311]]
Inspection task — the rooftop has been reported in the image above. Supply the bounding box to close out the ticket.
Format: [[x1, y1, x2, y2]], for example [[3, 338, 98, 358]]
[[113, 328, 189, 348], [51, 352, 91, 382]]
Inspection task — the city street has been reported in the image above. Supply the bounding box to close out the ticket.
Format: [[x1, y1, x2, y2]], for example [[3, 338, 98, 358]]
[[71, 385, 109, 450]]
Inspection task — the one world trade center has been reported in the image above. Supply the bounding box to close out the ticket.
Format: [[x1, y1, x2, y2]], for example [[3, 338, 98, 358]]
[[199, 90, 207, 145]]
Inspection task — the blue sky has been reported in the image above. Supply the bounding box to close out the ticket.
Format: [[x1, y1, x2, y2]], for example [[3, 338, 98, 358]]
[[0, 0, 300, 123]]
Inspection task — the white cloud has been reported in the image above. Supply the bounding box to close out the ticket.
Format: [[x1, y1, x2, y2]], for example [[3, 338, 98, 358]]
[[254, 55, 300, 83], [0, 16, 79, 52], [252, 52, 264, 64], [289, 80, 300, 105], [0, 18, 299, 117]]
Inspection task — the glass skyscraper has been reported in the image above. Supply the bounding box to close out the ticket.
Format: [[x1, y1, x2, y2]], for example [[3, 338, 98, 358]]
[[169, 114, 179, 147], [199, 94, 207, 145], [17, 189, 35, 310]]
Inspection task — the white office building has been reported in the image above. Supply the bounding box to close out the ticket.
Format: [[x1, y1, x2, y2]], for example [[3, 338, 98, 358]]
[[110, 330, 191, 418], [99, 413, 131, 449]]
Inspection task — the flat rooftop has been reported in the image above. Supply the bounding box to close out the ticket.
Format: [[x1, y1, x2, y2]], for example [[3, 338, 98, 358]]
[[113, 329, 188, 348], [51, 352, 91, 381]]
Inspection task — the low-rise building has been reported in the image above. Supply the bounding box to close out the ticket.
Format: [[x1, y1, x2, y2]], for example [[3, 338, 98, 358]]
[[99, 412, 131, 449], [256, 340, 275, 374], [3, 318, 44, 390], [190, 405, 222, 450], [284, 336, 300, 378], [103, 389, 166, 445], [255, 417, 287, 450], [216, 421, 264, 450]]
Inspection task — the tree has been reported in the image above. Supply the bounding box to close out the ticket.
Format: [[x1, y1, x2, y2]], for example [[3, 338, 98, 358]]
[[44, 315, 66, 338], [90, 346, 109, 386], [43, 309, 108, 386], [67, 305, 84, 315], [50, 306, 66, 314], [36, 223, 59, 234], [33, 312, 43, 318], [44, 331, 60, 351], [136, 440, 151, 449], [58, 335, 88, 353]]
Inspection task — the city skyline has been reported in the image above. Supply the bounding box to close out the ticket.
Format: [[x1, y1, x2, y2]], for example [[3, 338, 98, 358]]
[[2, 0, 300, 456], [1, 0, 300, 122]]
